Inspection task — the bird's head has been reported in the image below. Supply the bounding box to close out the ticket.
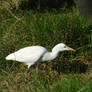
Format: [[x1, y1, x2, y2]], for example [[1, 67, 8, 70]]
[[53, 43, 75, 52]]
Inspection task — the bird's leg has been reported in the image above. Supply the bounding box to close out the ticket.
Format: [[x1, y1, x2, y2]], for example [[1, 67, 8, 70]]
[[27, 65, 31, 73], [26, 63, 34, 73], [35, 63, 39, 73], [28, 64, 31, 69]]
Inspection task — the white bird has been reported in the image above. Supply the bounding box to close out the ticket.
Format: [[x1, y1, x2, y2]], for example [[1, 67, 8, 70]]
[[6, 43, 75, 69]]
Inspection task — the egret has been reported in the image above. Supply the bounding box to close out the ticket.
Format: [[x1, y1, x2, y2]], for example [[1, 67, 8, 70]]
[[6, 43, 75, 69]]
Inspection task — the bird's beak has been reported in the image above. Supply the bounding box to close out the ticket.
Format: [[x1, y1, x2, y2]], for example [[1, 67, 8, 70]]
[[66, 46, 75, 52]]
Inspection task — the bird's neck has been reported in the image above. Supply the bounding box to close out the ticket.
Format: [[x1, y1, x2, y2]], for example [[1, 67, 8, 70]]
[[42, 51, 59, 61], [49, 51, 59, 60], [48, 45, 61, 60], [50, 46, 60, 60], [42, 46, 60, 61]]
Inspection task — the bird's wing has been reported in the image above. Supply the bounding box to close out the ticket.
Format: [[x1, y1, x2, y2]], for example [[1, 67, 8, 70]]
[[14, 46, 47, 63]]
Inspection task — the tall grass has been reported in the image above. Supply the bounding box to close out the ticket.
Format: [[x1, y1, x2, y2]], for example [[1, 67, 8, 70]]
[[0, 6, 92, 91], [0, 8, 91, 71]]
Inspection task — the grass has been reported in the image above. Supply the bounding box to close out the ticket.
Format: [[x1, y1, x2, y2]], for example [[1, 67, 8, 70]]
[[0, 69, 92, 92], [0, 5, 92, 92]]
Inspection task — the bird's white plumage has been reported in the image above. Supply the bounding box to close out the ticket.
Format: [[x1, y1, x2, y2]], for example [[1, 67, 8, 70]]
[[14, 46, 47, 62], [6, 43, 75, 69]]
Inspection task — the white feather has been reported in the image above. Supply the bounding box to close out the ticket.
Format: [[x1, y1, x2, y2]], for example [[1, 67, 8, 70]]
[[6, 43, 75, 69], [6, 53, 15, 60]]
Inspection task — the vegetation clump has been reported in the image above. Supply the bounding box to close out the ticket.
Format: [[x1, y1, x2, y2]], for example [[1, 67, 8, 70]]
[[0, 1, 92, 91]]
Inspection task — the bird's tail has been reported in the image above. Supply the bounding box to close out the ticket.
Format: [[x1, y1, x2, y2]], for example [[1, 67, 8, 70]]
[[6, 53, 16, 61]]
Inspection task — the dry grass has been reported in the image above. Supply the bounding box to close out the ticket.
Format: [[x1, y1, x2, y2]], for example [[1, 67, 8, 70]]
[[0, 5, 92, 91]]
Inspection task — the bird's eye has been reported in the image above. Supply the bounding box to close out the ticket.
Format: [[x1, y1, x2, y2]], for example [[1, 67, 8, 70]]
[[64, 46, 66, 48]]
